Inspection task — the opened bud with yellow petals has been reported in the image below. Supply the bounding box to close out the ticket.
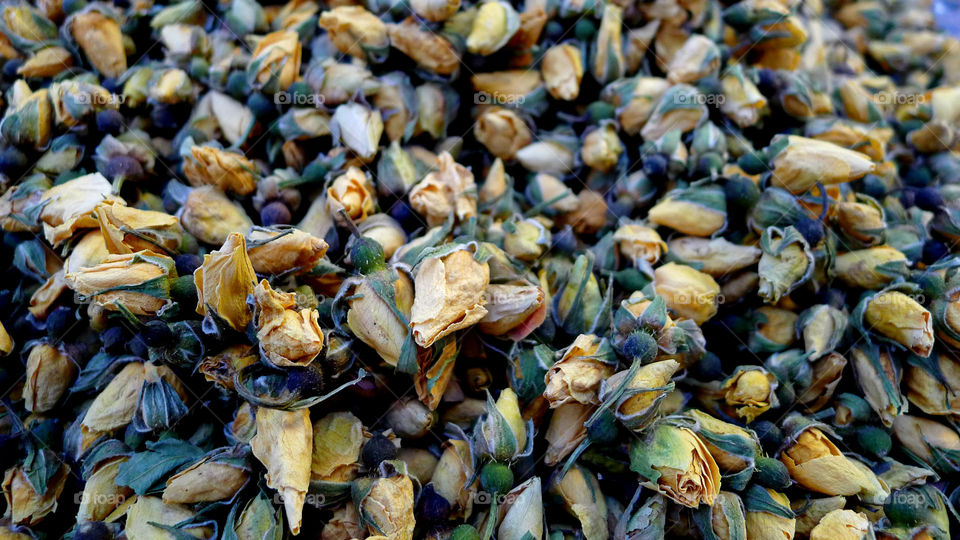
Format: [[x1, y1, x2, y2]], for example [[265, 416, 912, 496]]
[[64, 251, 175, 315], [721, 366, 778, 423], [253, 279, 324, 367], [326, 166, 376, 224], [96, 201, 181, 255], [183, 145, 258, 197], [544, 334, 616, 408], [408, 152, 477, 227], [410, 247, 489, 347], [629, 423, 721, 507], [194, 232, 257, 332]]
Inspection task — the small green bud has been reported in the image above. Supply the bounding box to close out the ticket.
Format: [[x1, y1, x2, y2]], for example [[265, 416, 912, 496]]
[[480, 462, 514, 495]]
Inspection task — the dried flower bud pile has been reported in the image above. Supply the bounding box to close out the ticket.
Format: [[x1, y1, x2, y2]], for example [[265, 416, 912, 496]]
[[1, 0, 960, 537]]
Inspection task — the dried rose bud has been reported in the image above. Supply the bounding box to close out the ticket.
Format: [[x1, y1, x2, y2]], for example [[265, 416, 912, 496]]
[[251, 408, 312, 535], [614, 224, 667, 267], [248, 30, 301, 91], [721, 366, 778, 422], [318, 6, 389, 61], [648, 184, 726, 237], [194, 232, 257, 331], [654, 262, 720, 324], [892, 415, 960, 474], [387, 17, 460, 75], [629, 424, 721, 507], [331, 102, 383, 161], [769, 135, 876, 194], [69, 10, 126, 77], [466, 1, 519, 56], [550, 466, 608, 540], [744, 488, 796, 540], [601, 360, 680, 431], [247, 227, 328, 276], [253, 279, 324, 367], [497, 477, 543, 540], [429, 439, 477, 518], [125, 496, 213, 538], [311, 412, 365, 485], [809, 509, 872, 540], [666, 34, 720, 84], [410, 248, 489, 347], [0, 81, 52, 150], [183, 145, 258, 197], [409, 152, 477, 227], [478, 283, 546, 340], [38, 172, 122, 246], [544, 334, 616, 408], [356, 471, 416, 540], [326, 166, 376, 225], [180, 186, 254, 246], [720, 64, 768, 128], [834, 246, 907, 289], [474, 107, 531, 161], [541, 44, 583, 101], [163, 449, 250, 504], [477, 388, 528, 461], [77, 456, 131, 522], [779, 426, 879, 496], [666, 236, 760, 277], [96, 201, 181, 255], [849, 345, 905, 427], [581, 123, 623, 172], [544, 402, 591, 466], [906, 353, 960, 417], [2, 461, 68, 526], [410, 0, 459, 21], [860, 290, 934, 357], [592, 4, 625, 84], [64, 251, 174, 315], [24, 343, 75, 413], [17, 46, 72, 78], [758, 226, 812, 304]]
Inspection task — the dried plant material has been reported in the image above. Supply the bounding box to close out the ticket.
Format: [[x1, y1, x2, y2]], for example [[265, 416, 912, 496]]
[[408, 152, 478, 227], [253, 279, 324, 367], [251, 408, 312, 535], [194, 232, 257, 331], [410, 248, 489, 347]]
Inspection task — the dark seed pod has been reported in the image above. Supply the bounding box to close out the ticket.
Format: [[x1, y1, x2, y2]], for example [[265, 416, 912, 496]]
[[362, 432, 398, 469]]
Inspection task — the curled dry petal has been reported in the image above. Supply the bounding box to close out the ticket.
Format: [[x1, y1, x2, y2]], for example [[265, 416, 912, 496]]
[[410, 249, 489, 347]]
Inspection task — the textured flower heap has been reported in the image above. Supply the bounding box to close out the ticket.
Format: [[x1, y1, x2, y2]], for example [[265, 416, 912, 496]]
[[0, 0, 958, 538]]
